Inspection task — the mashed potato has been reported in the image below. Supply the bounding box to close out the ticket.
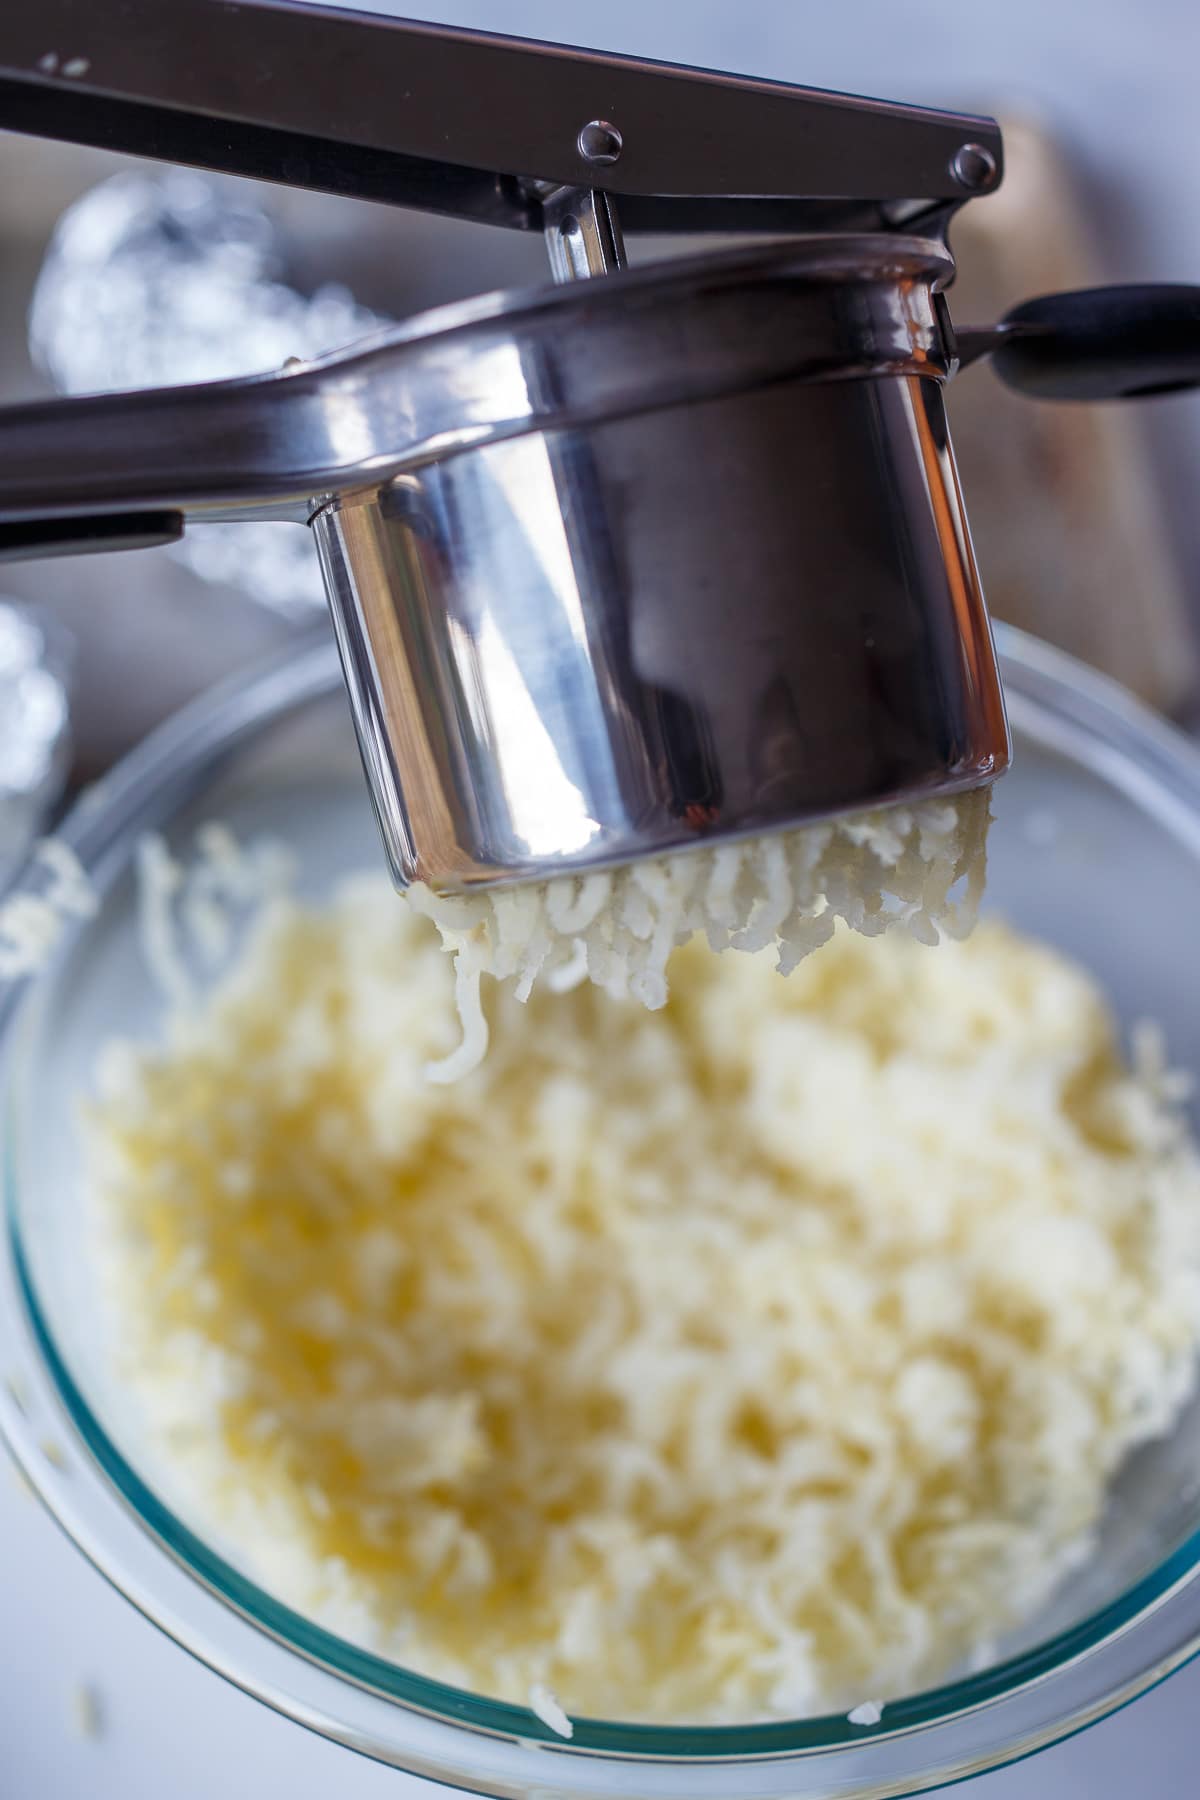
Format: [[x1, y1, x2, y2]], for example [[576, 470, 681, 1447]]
[[87, 869, 1200, 1724], [412, 789, 990, 1080]]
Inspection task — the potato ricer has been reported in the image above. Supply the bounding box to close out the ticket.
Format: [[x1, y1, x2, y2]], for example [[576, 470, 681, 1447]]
[[0, 0, 1197, 893]]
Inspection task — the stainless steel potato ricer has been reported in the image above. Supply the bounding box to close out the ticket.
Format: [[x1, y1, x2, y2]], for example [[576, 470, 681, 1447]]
[[0, 0, 1197, 893]]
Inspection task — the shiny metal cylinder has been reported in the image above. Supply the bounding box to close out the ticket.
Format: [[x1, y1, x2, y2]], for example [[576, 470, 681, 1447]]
[[311, 239, 1008, 892], [0, 236, 1009, 895]]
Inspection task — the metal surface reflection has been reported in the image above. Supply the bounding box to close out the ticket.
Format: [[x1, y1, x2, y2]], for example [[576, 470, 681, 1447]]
[[1, 235, 1009, 890], [313, 363, 1007, 890]]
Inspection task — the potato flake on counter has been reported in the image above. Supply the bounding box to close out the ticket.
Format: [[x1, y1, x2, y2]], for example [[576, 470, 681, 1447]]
[[8, 1458, 35, 1502], [69, 1682, 104, 1741], [86, 873, 1200, 1723]]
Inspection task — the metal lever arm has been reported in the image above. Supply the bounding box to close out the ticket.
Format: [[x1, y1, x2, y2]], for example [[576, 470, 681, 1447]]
[[0, 0, 1001, 233], [0, 342, 440, 534], [0, 235, 959, 558]]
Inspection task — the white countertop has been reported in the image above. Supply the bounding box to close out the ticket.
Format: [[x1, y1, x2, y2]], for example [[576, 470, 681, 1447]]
[[4, 1458, 1196, 1799]]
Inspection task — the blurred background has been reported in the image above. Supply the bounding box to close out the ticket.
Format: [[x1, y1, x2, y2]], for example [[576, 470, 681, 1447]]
[[3, 0, 1200, 1793]]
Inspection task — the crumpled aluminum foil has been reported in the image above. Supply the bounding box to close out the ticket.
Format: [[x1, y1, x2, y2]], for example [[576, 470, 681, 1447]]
[[0, 601, 73, 886], [29, 169, 386, 616]]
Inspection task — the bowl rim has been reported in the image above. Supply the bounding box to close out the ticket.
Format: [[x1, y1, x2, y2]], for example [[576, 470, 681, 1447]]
[[4, 620, 1200, 1798]]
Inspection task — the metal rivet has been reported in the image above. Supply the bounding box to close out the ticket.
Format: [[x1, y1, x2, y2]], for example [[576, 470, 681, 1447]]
[[577, 119, 623, 166], [950, 142, 998, 192]]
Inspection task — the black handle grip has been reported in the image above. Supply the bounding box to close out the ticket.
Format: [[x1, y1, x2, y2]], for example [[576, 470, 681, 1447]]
[[990, 284, 1200, 401]]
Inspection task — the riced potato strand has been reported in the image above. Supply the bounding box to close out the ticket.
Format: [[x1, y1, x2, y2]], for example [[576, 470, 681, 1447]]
[[411, 788, 991, 1079]]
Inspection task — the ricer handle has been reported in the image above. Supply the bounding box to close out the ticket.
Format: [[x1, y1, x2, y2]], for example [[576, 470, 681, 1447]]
[[987, 285, 1200, 401]]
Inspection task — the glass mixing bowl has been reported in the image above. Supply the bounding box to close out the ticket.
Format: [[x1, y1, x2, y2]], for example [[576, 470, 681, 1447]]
[[4, 622, 1200, 1800]]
